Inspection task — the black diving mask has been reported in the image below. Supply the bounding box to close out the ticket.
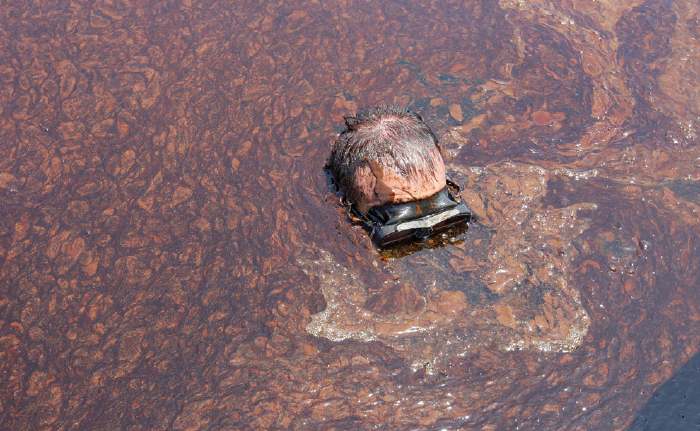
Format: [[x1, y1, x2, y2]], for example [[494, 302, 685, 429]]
[[350, 180, 472, 248]]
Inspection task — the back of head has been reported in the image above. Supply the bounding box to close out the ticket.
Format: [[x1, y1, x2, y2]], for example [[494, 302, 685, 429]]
[[328, 106, 446, 211]]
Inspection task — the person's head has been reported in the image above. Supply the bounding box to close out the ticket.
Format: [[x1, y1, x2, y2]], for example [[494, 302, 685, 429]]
[[328, 106, 446, 212]]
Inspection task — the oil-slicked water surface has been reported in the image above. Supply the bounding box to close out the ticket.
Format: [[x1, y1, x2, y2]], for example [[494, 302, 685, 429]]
[[1, 1, 700, 430]]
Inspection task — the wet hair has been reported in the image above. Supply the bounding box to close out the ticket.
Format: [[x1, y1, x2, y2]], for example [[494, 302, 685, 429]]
[[327, 105, 443, 204]]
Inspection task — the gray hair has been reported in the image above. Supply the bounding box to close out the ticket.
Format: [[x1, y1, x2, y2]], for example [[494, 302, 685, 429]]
[[327, 106, 442, 204]]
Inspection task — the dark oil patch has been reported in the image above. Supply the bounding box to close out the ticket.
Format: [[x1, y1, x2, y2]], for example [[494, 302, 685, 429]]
[[1, 0, 700, 430]]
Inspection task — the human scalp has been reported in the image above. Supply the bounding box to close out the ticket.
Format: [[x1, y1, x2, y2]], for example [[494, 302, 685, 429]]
[[327, 106, 444, 204]]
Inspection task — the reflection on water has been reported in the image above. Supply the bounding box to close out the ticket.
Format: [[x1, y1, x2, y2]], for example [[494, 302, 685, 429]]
[[1, 0, 700, 429], [630, 350, 700, 430]]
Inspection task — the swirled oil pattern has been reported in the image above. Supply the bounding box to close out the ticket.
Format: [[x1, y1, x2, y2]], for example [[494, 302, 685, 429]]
[[301, 162, 595, 371], [1, 0, 700, 430]]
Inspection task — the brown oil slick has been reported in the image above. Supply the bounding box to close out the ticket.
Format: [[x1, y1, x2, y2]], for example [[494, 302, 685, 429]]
[[1, 0, 700, 430], [301, 162, 594, 370]]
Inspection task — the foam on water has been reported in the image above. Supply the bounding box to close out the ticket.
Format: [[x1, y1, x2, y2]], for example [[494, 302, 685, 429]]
[[300, 162, 594, 369]]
